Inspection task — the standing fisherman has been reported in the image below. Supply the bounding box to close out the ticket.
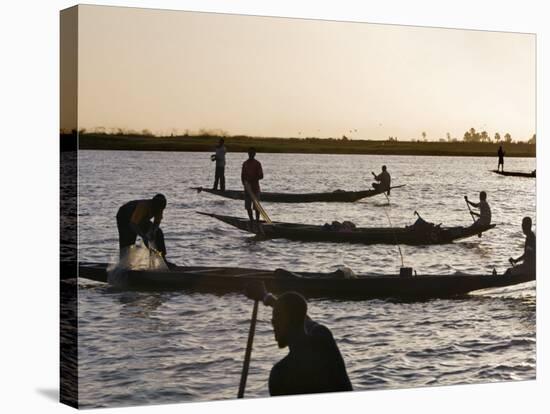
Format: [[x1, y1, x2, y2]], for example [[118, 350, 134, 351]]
[[212, 138, 227, 191], [497, 145, 505, 172], [241, 147, 263, 223]]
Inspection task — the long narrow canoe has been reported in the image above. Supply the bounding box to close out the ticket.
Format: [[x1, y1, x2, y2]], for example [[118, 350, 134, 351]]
[[197, 212, 496, 245], [192, 185, 405, 203], [491, 170, 536, 178], [72, 261, 534, 299]]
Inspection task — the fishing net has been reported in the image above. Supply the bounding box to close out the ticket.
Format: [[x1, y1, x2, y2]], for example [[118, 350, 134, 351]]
[[107, 243, 168, 286]]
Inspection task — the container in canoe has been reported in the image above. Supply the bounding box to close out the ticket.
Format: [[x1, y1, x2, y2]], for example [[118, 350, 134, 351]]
[[74, 262, 534, 299], [192, 185, 405, 203], [491, 170, 536, 178], [197, 212, 496, 245]]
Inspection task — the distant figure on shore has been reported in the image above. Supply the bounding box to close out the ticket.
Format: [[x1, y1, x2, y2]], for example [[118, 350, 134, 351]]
[[241, 147, 264, 223], [116, 194, 173, 267], [245, 281, 353, 396], [465, 191, 492, 227], [371, 165, 391, 193], [497, 146, 505, 172], [212, 138, 226, 191], [507, 216, 536, 276]]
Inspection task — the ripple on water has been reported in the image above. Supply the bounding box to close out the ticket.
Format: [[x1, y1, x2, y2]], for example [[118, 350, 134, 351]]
[[76, 152, 536, 407]]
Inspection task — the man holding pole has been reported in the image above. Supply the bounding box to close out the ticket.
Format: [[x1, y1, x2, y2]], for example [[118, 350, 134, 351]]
[[242, 282, 353, 396], [465, 191, 492, 228], [507, 216, 536, 276], [241, 147, 264, 223]]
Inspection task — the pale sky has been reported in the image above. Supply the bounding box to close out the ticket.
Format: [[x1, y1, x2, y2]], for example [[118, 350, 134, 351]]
[[74, 5, 535, 141]]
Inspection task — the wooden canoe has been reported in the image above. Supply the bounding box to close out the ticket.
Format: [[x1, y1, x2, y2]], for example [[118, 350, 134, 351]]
[[491, 170, 536, 178], [71, 261, 534, 300], [197, 212, 496, 245], [192, 185, 405, 203]]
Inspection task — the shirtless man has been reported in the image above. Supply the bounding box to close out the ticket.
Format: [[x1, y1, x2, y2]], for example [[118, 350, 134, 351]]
[[507, 216, 536, 275], [465, 191, 491, 227]]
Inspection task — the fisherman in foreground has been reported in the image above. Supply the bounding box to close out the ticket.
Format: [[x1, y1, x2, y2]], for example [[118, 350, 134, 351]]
[[465, 191, 491, 227], [506, 216, 536, 276], [371, 165, 391, 193], [116, 193, 174, 267], [241, 147, 264, 223], [245, 281, 353, 396]]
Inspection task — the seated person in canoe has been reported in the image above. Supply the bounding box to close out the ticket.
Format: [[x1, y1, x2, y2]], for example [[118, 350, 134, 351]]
[[506, 216, 536, 276], [116, 194, 173, 266], [245, 282, 353, 396], [371, 165, 391, 193], [241, 147, 264, 223], [465, 191, 491, 227]]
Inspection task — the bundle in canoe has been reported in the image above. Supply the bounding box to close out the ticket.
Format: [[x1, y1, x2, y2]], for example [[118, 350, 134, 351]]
[[73, 261, 534, 300], [197, 212, 496, 245], [192, 185, 405, 203], [491, 170, 536, 178]]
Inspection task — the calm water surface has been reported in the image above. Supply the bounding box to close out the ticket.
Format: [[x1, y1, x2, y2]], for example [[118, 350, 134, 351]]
[[76, 151, 536, 408]]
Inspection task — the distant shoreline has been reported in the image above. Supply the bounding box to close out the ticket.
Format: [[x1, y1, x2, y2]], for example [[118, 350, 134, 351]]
[[72, 133, 536, 158]]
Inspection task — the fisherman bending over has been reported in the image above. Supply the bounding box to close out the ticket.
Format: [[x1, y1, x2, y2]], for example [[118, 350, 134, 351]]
[[465, 191, 491, 227], [116, 194, 173, 267], [245, 281, 353, 396], [497, 145, 505, 172], [241, 147, 263, 223], [506, 216, 536, 276], [371, 165, 391, 193], [212, 138, 226, 191]]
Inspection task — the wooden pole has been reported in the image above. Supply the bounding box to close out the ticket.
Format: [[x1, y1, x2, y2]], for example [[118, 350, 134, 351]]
[[237, 300, 259, 398]]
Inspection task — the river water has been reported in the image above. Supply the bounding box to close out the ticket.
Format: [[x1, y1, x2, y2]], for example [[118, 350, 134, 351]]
[[75, 150, 536, 408]]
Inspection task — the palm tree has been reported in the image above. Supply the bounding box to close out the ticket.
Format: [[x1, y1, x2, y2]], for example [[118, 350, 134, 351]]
[[421, 131, 427, 141], [504, 133, 512, 143], [494, 132, 501, 143]]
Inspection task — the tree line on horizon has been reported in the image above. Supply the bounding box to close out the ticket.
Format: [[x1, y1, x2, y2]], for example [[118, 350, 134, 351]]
[[62, 126, 536, 145]]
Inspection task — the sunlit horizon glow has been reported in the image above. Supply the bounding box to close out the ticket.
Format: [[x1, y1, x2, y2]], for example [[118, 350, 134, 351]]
[[74, 5, 535, 142]]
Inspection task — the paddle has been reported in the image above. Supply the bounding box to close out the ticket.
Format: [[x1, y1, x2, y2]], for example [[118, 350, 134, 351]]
[[464, 196, 481, 238], [237, 299, 259, 398], [244, 181, 272, 224]]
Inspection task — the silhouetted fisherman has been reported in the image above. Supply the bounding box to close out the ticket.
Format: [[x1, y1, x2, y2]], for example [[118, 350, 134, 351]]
[[497, 146, 505, 172], [245, 282, 353, 396], [465, 191, 491, 227], [116, 194, 174, 267], [241, 147, 263, 223], [212, 138, 226, 191], [371, 165, 391, 193], [507, 216, 536, 276]]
